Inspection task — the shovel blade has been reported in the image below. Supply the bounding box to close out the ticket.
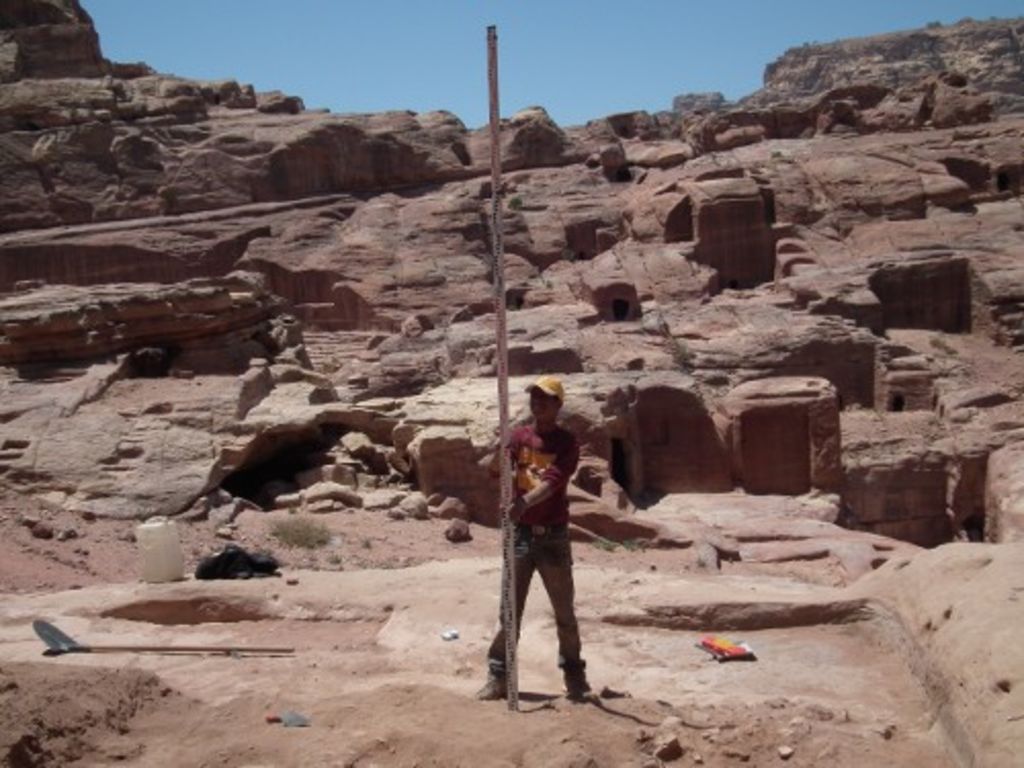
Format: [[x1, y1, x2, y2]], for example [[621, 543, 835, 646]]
[[33, 620, 86, 655]]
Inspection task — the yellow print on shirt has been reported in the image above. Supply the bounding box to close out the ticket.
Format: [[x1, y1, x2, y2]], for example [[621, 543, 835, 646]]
[[516, 445, 555, 493]]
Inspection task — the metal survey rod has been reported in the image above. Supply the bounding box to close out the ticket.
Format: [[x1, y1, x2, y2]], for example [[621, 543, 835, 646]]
[[487, 24, 518, 713]]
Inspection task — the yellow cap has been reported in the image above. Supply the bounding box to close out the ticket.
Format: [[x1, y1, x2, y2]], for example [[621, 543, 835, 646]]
[[527, 375, 564, 402]]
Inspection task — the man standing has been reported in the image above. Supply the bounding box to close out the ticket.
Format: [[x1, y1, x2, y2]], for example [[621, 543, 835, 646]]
[[477, 375, 591, 701]]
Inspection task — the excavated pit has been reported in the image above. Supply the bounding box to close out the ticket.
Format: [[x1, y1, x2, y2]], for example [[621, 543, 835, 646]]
[[0, 663, 168, 768], [100, 597, 271, 625], [602, 598, 876, 631]]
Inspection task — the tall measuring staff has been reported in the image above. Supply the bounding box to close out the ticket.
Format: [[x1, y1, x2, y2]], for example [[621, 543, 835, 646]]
[[487, 24, 518, 713]]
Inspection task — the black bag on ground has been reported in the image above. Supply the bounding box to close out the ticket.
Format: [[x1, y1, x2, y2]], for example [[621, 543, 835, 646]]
[[195, 544, 280, 580]]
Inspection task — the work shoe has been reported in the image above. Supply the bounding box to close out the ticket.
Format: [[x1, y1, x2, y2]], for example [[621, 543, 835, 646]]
[[562, 663, 591, 701], [475, 674, 508, 701]]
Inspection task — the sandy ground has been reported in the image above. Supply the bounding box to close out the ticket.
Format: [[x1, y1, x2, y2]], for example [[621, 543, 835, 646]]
[[0, 488, 856, 598], [0, 541, 960, 768]]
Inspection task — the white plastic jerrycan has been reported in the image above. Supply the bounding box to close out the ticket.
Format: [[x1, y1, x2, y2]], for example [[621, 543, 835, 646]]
[[136, 516, 185, 583]]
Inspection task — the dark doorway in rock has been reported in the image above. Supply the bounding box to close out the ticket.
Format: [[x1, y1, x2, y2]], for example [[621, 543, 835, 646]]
[[612, 299, 631, 321], [760, 187, 776, 225], [615, 167, 632, 183], [868, 258, 971, 333], [997, 172, 1010, 193], [664, 198, 694, 243], [962, 514, 985, 542], [128, 346, 176, 378], [727, 280, 739, 290], [610, 438, 630, 492], [221, 430, 338, 509], [889, 394, 906, 412], [452, 141, 472, 166]]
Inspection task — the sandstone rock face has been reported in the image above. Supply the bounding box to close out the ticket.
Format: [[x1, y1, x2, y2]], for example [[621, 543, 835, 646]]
[[0, 272, 289, 367], [683, 73, 998, 161], [689, 177, 775, 288], [0, 273, 316, 519], [467, 106, 584, 172], [1, 2, 1023, 559], [671, 91, 729, 114], [748, 17, 1024, 114], [842, 416, 953, 547], [602, 375, 731, 499], [718, 377, 841, 495], [854, 544, 1024, 768], [3, 13, 1024, 767], [0, 0, 104, 83], [362, 374, 729, 526], [667, 296, 880, 409], [985, 442, 1024, 542]]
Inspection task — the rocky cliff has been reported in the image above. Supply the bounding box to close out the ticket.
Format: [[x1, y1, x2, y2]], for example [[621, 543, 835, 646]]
[[744, 16, 1024, 113], [2, 7, 1024, 763], [1, 0, 1022, 547]]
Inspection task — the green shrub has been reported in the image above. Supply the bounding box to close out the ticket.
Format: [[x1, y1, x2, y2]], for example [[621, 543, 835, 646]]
[[270, 516, 331, 549]]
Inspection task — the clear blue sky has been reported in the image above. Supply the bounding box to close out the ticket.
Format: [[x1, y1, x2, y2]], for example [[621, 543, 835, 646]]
[[84, 1, 1022, 128]]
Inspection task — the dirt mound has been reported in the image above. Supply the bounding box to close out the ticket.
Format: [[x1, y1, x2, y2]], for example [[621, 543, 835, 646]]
[[0, 662, 169, 767]]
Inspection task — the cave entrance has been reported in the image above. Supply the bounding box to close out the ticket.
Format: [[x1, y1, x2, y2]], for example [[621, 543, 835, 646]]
[[612, 298, 631, 321], [220, 428, 341, 509], [889, 394, 906, 412], [128, 346, 177, 378], [962, 514, 985, 542]]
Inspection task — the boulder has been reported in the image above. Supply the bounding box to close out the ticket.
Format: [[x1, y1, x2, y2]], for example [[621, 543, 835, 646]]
[[435, 497, 470, 521], [341, 431, 390, 474], [445, 518, 472, 543], [256, 90, 303, 114], [303, 481, 363, 509], [399, 492, 430, 520], [467, 106, 582, 172]]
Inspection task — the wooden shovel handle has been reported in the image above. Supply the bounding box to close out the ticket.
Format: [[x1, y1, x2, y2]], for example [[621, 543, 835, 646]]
[[84, 644, 295, 655]]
